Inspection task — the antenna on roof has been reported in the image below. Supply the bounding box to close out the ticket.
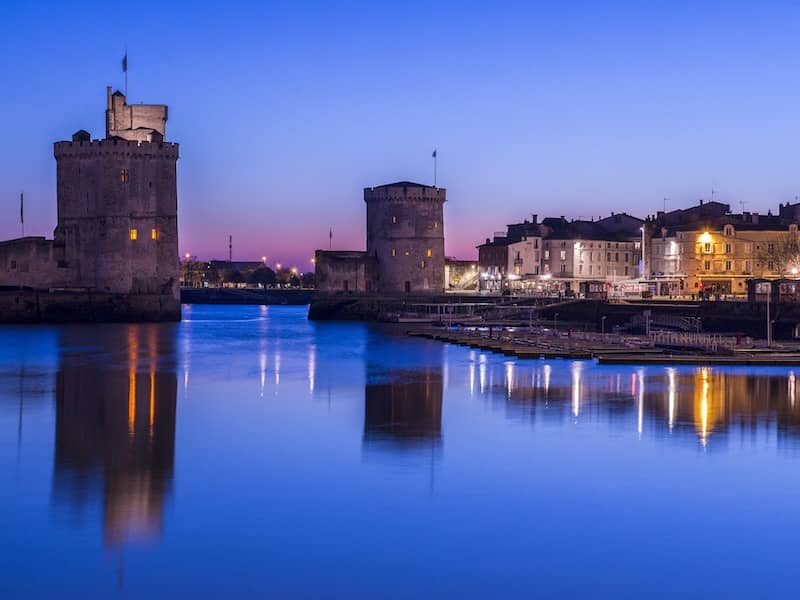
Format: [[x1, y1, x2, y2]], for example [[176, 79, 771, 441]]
[[228, 235, 232, 263], [739, 200, 747, 213]]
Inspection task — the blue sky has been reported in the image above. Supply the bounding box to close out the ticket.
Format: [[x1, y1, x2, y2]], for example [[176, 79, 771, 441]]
[[2, 0, 800, 266]]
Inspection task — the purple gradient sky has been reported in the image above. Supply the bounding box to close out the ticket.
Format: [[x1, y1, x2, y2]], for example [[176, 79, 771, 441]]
[[3, 1, 800, 269]]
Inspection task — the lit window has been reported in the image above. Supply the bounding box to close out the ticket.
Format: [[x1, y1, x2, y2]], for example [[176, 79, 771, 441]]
[[130, 228, 138, 240], [391, 248, 396, 257], [151, 228, 158, 240], [426, 248, 432, 257], [120, 168, 129, 183], [392, 216, 397, 223], [725, 261, 732, 271], [420, 260, 426, 268]]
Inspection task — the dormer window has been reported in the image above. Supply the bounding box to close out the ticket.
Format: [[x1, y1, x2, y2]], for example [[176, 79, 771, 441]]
[[724, 224, 734, 237]]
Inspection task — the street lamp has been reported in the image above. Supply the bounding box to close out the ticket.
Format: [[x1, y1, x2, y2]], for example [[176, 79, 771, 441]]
[[601, 315, 607, 335], [554, 312, 559, 334]]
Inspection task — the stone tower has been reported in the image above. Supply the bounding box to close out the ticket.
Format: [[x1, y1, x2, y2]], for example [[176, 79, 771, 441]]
[[52, 87, 180, 319], [365, 182, 446, 293]]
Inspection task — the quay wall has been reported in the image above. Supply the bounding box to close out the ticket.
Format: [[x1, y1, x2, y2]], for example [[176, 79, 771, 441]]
[[0, 290, 180, 323], [181, 287, 314, 305]]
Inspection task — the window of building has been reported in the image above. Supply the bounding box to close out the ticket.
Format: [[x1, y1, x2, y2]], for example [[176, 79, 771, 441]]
[[624, 253, 629, 262], [427, 248, 432, 257], [392, 215, 397, 224], [745, 261, 751, 272], [606, 252, 611, 261], [404, 250, 410, 256], [769, 243, 775, 252], [615, 252, 619, 262], [433, 221, 439, 230], [704, 242, 711, 253], [579, 265, 583, 274], [560, 263, 566, 273], [120, 168, 129, 183], [534, 239, 539, 248], [559, 250, 566, 260], [768, 261, 775, 271], [624, 266, 629, 276], [151, 228, 158, 240], [420, 260, 426, 268], [725, 260, 732, 271], [391, 248, 397, 257], [704, 260, 711, 270], [725, 243, 731, 254], [544, 264, 550, 273], [130, 228, 138, 241], [588, 265, 592, 275], [544, 250, 550, 260]]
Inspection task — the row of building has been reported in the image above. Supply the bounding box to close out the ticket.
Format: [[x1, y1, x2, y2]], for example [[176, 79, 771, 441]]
[[480, 200, 800, 297]]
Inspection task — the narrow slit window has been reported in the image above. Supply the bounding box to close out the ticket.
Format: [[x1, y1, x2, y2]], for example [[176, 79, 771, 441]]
[[130, 228, 138, 241], [120, 168, 129, 183], [151, 228, 158, 240], [426, 248, 432, 257]]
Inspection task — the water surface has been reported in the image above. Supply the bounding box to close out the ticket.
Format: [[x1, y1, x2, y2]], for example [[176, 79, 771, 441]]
[[2, 305, 799, 598]]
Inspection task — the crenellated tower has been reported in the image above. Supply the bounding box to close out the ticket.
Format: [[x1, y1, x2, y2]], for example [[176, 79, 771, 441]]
[[52, 87, 180, 317]]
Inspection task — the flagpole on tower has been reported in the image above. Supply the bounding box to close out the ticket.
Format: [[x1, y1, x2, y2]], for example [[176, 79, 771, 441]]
[[20, 192, 24, 237], [122, 48, 128, 97], [432, 149, 438, 188]]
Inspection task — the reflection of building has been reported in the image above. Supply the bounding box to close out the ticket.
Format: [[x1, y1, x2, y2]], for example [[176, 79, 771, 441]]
[[363, 372, 443, 450], [52, 325, 177, 546], [492, 362, 800, 448]]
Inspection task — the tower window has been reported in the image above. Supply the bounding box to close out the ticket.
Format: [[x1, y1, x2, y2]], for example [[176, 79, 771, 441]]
[[391, 248, 397, 257], [420, 260, 426, 268], [130, 228, 138, 241], [151, 228, 158, 240], [426, 248, 432, 257], [392, 215, 397, 223], [120, 168, 129, 183]]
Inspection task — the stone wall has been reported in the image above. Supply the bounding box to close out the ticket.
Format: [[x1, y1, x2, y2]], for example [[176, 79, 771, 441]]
[[0, 289, 180, 323], [314, 250, 376, 293], [0, 237, 68, 289], [54, 138, 179, 301], [365, 183, 446, 294]]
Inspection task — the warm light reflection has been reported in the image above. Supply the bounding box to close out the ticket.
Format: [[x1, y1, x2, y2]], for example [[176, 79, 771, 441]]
[[479, 354, 487, 393], [128, 326, 139, 435], [790, 372, 796, 407], [543, 364, 551, 395], [696, 367, 711, 447]]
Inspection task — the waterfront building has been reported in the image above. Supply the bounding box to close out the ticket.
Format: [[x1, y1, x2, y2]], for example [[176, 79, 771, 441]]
[[0, 87, 180, 321], [478, 213, 642, 293], [316, 182, 447, 294], [648, 201, 800, 297]]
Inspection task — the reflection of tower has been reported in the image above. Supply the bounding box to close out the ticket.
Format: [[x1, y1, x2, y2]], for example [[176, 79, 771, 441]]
[[52, 325, 177, 546], [363, 371, 443, 451]]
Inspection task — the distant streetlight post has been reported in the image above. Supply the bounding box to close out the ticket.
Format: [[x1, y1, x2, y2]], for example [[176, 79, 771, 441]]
[[601, 315, 607, 335], [554, 312, 559, 334]]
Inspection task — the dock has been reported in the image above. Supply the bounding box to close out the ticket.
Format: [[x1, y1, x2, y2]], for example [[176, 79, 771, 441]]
[[408, 328, 800, 366]]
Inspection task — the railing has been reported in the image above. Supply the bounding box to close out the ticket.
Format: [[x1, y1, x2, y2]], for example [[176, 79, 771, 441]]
[[649, 331, 738, 353]]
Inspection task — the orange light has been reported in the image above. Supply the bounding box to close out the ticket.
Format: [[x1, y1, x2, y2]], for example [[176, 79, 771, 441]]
[[129, 228, 138, 241], [151, 228, 158, 240]]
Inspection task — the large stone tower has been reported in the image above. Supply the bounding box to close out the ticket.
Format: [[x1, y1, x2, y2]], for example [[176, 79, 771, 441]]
[[52, 87, 180, 319], [365, 182, 446, 294]]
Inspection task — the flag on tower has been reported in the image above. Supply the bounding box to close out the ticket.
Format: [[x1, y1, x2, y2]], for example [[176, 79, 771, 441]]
[[122, 52, 128, 73], [432, 149, 437, 158]]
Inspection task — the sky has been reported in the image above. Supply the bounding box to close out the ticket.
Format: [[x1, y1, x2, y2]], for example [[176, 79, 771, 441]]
[[3, 0, 800, 268]]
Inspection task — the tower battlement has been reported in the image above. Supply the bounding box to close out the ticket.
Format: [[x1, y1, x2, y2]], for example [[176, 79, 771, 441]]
[[54, 138, 179, 160]]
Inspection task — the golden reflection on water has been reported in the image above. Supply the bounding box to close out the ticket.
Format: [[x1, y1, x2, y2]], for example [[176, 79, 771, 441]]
[[54, 325, 177, 548], [493, 362, 800, 447]]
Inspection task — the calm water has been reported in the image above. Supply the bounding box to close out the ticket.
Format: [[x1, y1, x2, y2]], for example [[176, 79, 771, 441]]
[[2, 305, 800, 598]]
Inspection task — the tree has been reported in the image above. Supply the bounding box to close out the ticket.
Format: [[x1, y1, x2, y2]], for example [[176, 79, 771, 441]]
[[227, 269, 245, 284], [247, 266, 276, 287], [756, 232, 800, 277]]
